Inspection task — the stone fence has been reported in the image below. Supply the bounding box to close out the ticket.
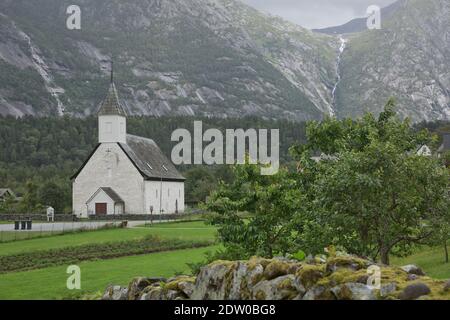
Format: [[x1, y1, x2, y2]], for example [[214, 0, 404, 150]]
[[0, 213, 186, 222], [0, 214, 77, 222]]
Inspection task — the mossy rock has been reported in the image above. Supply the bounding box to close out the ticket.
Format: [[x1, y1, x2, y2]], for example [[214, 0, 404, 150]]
[[317, 268, 368, 287], [264, 260, 292, 280], [325, 256, 370, 273], [296, 264, 325, 289], [247, 256, 272, 270], [164, 276, 196, 291], [254, 290, 266, 300], [208, 260, 237, 268]]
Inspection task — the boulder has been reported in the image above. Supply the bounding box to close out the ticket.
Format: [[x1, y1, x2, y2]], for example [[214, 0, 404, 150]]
[[380, 282, 397, 297], [296, 265, 325, 289], [252, 275, 303, 300], [178, 280, 196, 298], [190, 261, 241, 300], [128, 277, 164, 300], [399, 283, 431, 300], [140, 286, 163, 300], [331, 283, 377, 300], [325, 256, 370, 273], [263, 260, 291, 280], [246, 263, 264, 286], [407, 274, 419, 281], [400, 265, 425, 276], [102, 285, 128, 300], [444, 280, 450, 292], [302, 286, 334, 300]]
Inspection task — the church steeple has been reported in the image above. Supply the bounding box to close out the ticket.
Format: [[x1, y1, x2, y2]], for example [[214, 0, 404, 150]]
[[111, 60, 114, 83], [98, 60, 127, 144], [98, 61, 127, 117]]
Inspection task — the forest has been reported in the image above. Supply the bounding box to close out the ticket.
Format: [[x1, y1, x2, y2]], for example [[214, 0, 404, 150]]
[[0, 115, 308, 213], [0, 114, 449, 214]]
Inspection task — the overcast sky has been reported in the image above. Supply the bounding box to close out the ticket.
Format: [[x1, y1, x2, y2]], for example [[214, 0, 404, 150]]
[[241, 0, 398, 29]]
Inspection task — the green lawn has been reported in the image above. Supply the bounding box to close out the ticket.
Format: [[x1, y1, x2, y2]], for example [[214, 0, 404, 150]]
[[392, 244, 450, 279], [0, 246, 219, 300], [0, 231, 56, 242], [0, 221, 216, 256]]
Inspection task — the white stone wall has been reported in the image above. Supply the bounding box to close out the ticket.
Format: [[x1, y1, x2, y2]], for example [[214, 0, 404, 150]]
[[144, 180, 184, 214], [98, 115, 126, 144], [72, 143, 145, 217]]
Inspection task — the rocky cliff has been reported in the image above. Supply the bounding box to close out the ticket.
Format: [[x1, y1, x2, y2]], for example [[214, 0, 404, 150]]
[[102, 255, 450, 300], [0, 0, 448, 122], [0, 0, 336, 120]]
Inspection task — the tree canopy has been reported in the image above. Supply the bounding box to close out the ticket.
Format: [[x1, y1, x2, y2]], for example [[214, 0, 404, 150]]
[[206, 100, 450, 264]]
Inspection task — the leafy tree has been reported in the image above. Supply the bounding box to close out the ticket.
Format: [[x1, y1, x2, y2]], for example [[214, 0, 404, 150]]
[[39, 181, 67, 214], [292, 100, 450, 264], [204, 162, 303, 258], [19, 180, 41, 213], [0, 193, 18, 214]]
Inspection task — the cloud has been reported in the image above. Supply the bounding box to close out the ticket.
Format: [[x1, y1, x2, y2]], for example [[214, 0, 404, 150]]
[[241, 0, 398, 29]]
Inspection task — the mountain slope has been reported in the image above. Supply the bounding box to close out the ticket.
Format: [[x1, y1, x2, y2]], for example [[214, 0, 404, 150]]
[[0, 0, 448, 123], [335, 0, 450, 121], [0, 0, 338, 120]]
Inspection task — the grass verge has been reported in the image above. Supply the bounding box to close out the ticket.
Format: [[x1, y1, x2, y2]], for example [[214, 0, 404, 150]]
[[0, 221, 216, 256], [392, 243, 450, 279], [0, 246, 220, 300], [0, 235, 214, 273]]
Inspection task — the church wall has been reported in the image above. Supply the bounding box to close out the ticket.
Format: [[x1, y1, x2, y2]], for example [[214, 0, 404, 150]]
[[98, 115, 126, 144], [72, 143, 145, 217], [144, 180, 185, 215]]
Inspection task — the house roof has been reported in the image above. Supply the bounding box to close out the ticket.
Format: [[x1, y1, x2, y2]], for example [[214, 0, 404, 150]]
[[86, 187, 124, 205], [97, 82, 127, 116], [0, 188, 14, 198], [119, 134, 185, 181], [438, 134, 450, 153]]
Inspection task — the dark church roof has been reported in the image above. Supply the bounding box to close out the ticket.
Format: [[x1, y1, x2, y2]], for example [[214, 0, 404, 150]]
[[86, 187, 124, 205], [97, 82, 127, 116], [438, 134, 450, 153], [99, 187, 124, 203], [119, 135, 185, 181]]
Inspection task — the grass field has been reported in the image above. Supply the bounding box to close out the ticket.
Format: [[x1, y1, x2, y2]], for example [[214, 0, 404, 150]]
[[0, 221, 216, 256], [0, 219, 447, 299], [0, 246, 219, 300], [392, 243, 450, 279], [0, 221, 218, 299]]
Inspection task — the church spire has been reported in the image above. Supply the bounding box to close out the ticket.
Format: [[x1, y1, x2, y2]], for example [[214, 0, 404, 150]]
[[97, 59, 127, 116], [110, 59, 114, 84]]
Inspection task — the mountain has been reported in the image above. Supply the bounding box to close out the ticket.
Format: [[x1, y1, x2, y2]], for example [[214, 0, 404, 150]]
[[0, 0, 338, 121], [313, 0, 405, 35], [335, 0, 450, 120], [0, 0, 448, 122]]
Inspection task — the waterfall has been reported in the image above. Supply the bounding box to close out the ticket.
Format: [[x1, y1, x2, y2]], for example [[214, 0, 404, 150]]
[[18, 28, 66, 116], [330, 36, 347, 115]]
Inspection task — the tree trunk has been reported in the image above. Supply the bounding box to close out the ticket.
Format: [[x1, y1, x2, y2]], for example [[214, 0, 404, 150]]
[[444, 241, 449, 264], [380, 245, 390, 265]]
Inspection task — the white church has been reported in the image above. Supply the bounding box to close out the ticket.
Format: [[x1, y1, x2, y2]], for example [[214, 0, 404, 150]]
[[71, 74, 185, 218]]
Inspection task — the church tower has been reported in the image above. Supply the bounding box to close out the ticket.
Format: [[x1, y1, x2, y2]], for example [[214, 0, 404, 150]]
[[98, 62, 127, 144]]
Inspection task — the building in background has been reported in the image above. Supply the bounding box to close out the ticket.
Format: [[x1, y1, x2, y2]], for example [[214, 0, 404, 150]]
[[0, 188, 15, 202], [71, 72, 185, 217]]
